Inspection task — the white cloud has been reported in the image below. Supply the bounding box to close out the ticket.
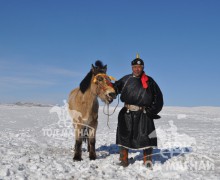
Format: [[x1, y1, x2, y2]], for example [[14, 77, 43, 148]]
[[0, 59, 83, 88], [0, 59, 82, 78], [0, 77, 56, 86], [44, 67, 82, 77]]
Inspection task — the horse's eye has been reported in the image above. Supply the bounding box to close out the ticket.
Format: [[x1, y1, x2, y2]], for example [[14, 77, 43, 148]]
[[106, 77, 111, 82], [97, 76, 103, 81]]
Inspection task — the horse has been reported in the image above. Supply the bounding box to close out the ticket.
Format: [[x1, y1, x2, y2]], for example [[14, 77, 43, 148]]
[[68, 60, 116, 161]]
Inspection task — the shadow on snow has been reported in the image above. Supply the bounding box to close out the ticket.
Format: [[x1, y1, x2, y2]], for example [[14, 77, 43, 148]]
[[96, 144, 192, 164]]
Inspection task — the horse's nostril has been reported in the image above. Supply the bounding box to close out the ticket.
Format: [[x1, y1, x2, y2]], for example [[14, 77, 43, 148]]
[[109, 92, 116, 99]]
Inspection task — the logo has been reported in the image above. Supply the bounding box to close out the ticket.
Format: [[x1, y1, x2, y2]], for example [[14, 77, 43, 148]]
[[42, 100, 95, 139], [146, 118, 215, 172]]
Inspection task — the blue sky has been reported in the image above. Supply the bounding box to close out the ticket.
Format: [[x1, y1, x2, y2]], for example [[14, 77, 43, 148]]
[[0, 0, 220, 106]]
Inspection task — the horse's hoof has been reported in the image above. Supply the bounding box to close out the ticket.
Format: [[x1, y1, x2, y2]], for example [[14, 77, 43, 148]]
[[73, 156, 83, 161], [89, 154, 96, 160], [89, 156, 96, 160]]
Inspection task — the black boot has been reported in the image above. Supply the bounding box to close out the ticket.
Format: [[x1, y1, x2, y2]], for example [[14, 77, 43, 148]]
[[143, 148, 153, 169], [117, 146, 129, 167]]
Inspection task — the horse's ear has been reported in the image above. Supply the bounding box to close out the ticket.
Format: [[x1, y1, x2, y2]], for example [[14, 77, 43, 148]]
[[103, 65, 107, 73], [91, 64, 96, 73]]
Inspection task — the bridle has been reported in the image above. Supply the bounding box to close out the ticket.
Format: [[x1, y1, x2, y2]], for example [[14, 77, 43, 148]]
[[93, 73, 115, 95]]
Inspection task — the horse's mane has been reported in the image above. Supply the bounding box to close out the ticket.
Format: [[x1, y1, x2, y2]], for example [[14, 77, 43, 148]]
[[79, 60, 106, 93]]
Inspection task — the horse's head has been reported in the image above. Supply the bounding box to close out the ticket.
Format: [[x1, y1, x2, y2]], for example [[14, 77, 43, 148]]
[[79, 60, 116, 103], [92, 73, 116, 104]]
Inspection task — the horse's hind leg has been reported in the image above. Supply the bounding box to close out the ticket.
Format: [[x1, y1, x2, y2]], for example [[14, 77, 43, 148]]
[[88, 119, 98, 160], [73, 125, 83, 161]]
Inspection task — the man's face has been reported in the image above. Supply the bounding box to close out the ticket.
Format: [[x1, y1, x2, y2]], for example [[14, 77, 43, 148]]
[[132, 65, 143, 77]]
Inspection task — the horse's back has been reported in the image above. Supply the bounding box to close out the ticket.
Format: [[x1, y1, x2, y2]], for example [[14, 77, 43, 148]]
[[68, 87, 80, 110]]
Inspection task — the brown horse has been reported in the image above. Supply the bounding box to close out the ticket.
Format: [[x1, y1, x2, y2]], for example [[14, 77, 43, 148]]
[[68, 61, 116, 161]]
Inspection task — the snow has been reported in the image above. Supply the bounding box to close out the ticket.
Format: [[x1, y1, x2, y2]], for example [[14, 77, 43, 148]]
[[0, 103, 220, 179]]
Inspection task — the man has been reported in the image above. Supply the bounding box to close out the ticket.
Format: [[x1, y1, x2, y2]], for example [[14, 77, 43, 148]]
[[113, 54, 163, 167]]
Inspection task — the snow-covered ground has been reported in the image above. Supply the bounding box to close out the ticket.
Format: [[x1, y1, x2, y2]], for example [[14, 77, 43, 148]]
[[0, 103, 220, 179]]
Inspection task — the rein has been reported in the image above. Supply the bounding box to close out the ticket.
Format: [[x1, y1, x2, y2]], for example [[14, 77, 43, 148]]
[[103, 95, 120, 129], [102, 76, 133, 128]]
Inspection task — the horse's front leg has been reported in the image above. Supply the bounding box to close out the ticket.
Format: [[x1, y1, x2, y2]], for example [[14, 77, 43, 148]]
[[88, 119, 98, 160], [73, 124, 83, 161]]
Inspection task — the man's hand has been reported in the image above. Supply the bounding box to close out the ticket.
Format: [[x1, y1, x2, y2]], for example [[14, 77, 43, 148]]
[[146, 109, 161, 119]]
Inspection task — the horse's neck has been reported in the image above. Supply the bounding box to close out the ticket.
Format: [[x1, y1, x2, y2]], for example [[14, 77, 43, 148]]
[[82, 82, 98, 107], [83, 86, 97, 101], [79, 83, 98, 120]]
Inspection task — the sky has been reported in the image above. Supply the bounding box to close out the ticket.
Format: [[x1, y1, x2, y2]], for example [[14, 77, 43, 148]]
[[0, 0, 220, 106]]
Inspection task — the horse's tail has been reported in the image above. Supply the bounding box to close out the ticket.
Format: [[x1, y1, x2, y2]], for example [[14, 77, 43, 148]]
[[82, 126, 89, 143]]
